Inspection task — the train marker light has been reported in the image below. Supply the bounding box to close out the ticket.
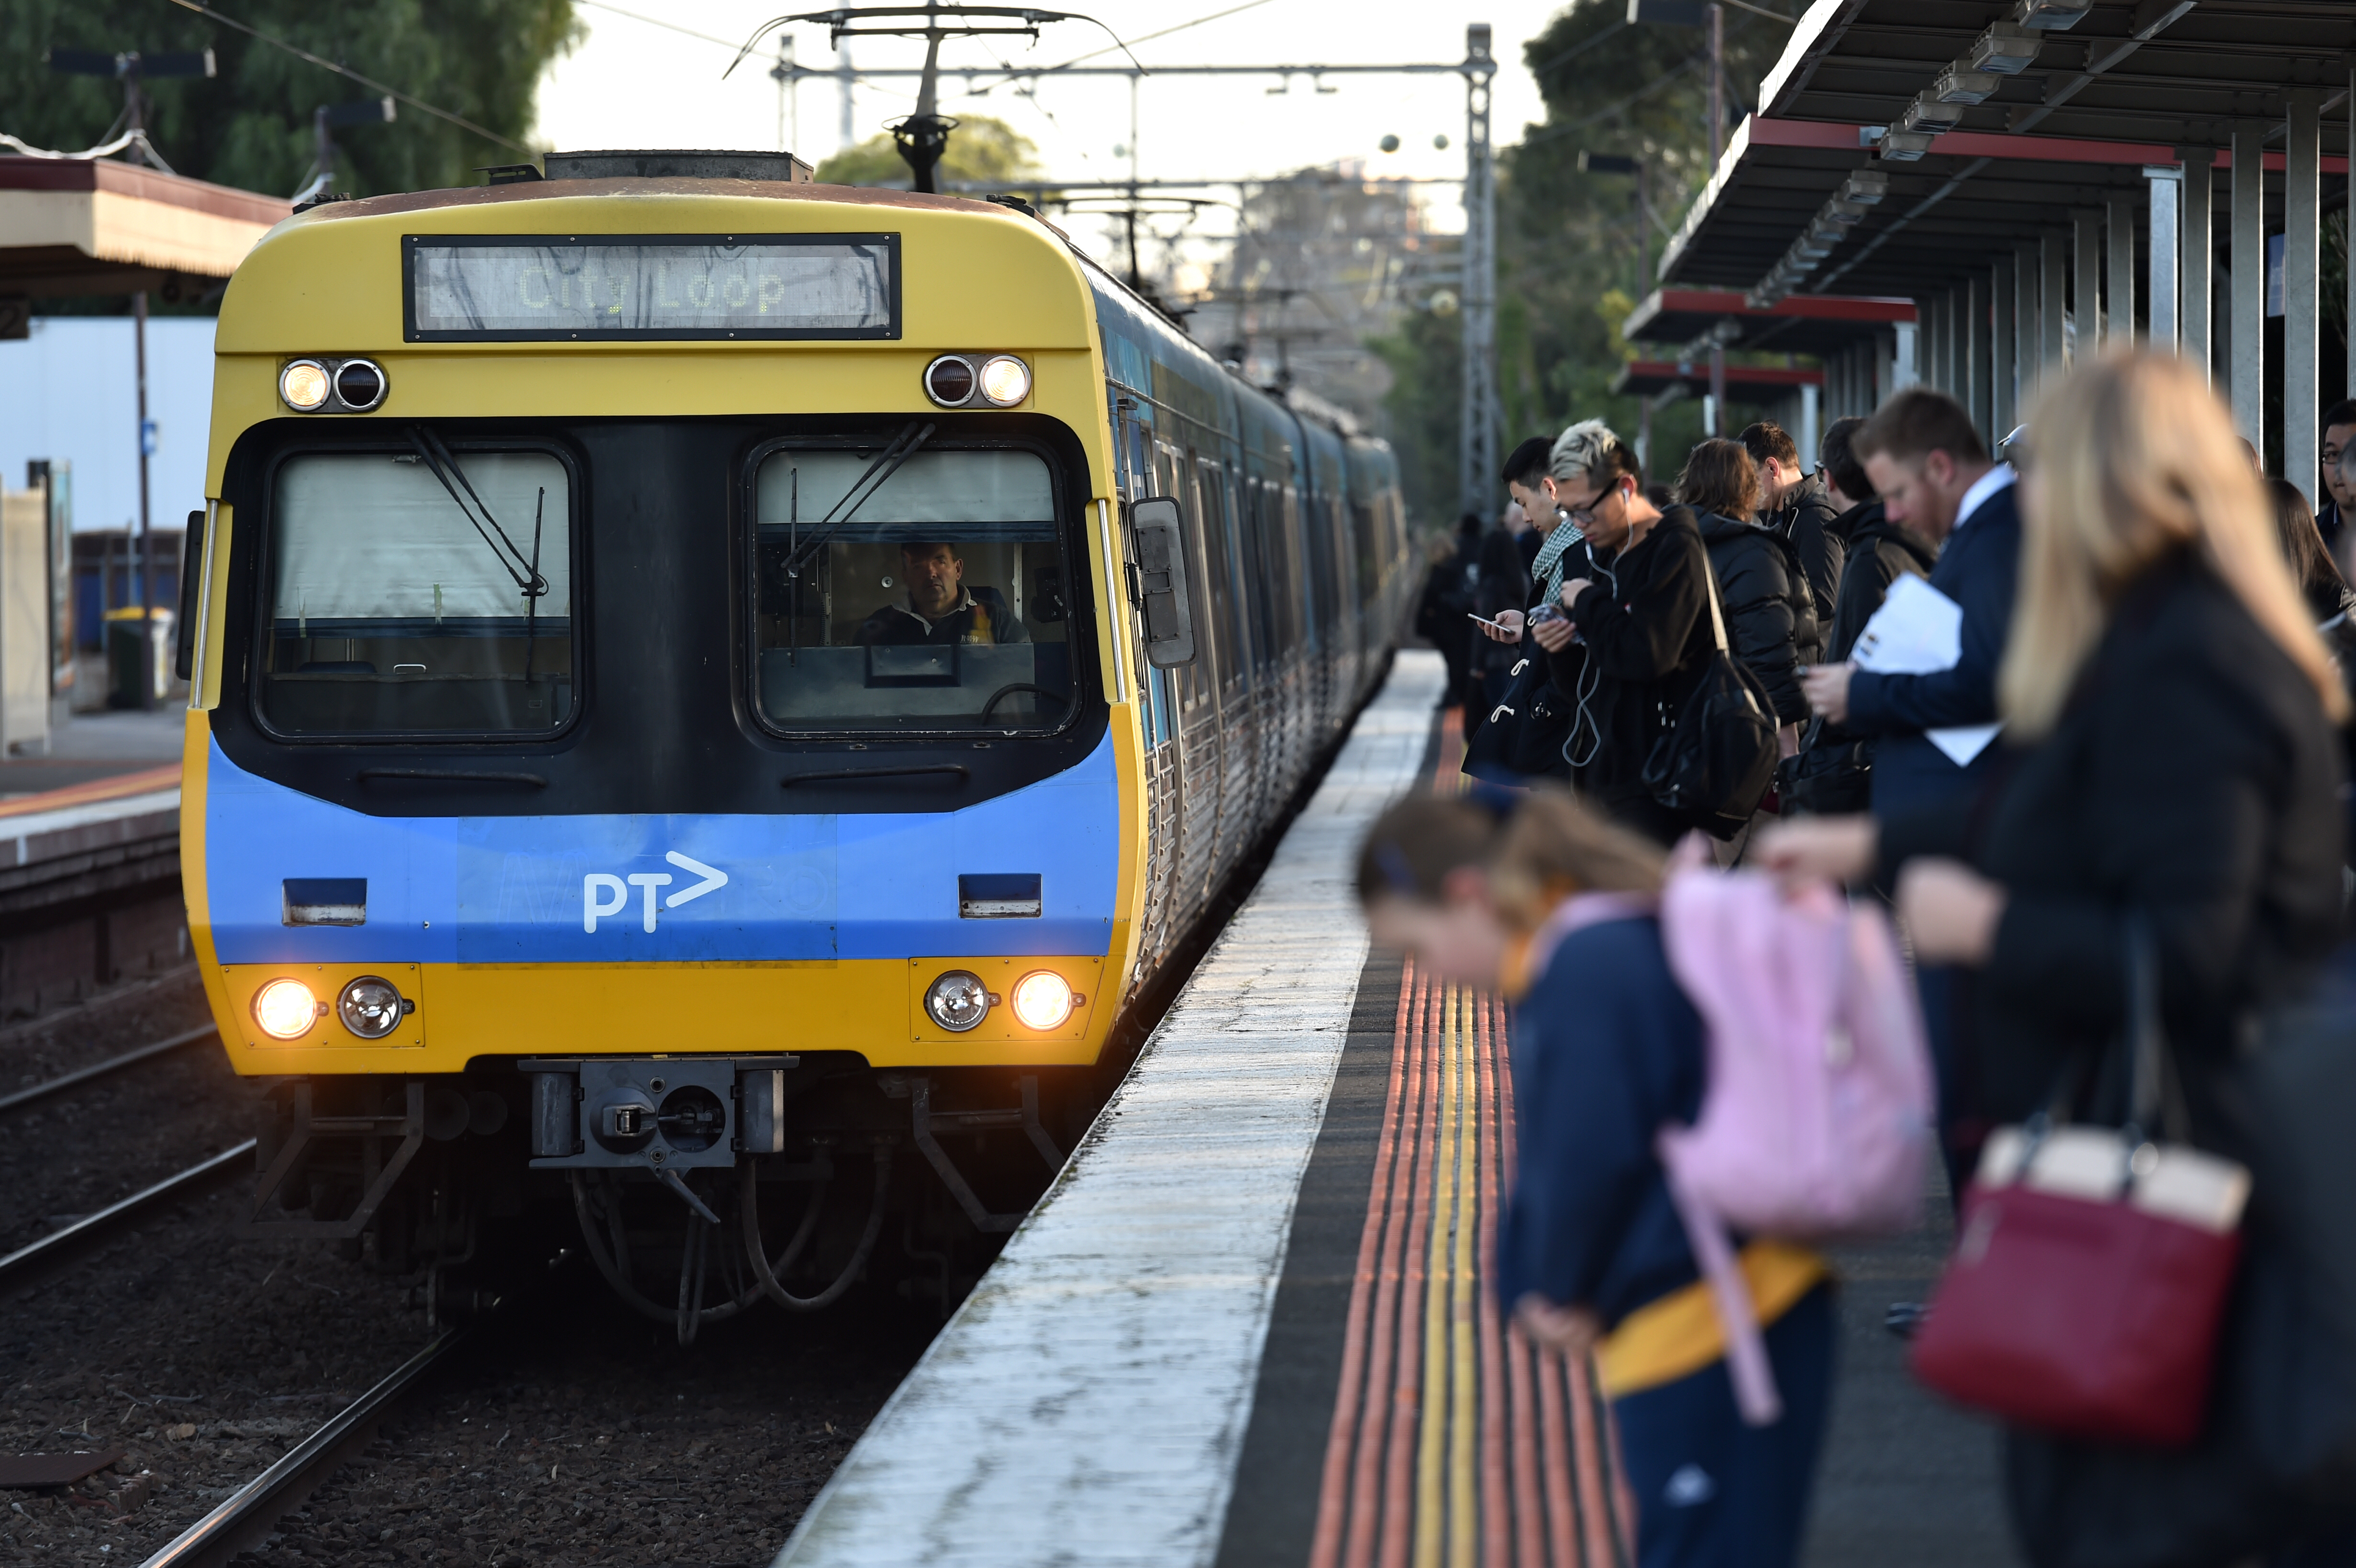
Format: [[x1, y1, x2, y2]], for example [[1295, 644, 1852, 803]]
[[925, 970, 991, 1032], [335, 358, 388, 410], [979, 354, 1031, 407], [339, 975, 407, 1039], [255, 977, 321, 1039], [279, 360, 331, 411], [924, 354, 977, 406], [1010, 970, 1075, 1030]]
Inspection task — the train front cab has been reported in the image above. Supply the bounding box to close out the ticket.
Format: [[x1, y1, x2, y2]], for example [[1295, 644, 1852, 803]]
[[180, 181, 1170, 1313]]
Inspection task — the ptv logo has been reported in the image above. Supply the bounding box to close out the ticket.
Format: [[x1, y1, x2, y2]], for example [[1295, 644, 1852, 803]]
[[583, 851, 729, 933]]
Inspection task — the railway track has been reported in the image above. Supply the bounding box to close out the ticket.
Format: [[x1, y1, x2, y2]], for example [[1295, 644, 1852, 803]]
[[136, 1326, 476, 1568], [0, 1140, 256, 1291]]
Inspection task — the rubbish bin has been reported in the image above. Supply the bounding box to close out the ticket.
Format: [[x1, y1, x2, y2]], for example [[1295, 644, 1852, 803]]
[[104, 607, 173, 708]]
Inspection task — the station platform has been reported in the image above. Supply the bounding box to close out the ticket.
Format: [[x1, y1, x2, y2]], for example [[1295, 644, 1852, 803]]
[[775, 648, 2018, 1568]]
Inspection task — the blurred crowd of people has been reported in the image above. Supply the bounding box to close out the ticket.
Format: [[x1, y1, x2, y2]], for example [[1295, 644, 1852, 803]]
[[1392, 352, 2356, 1568]]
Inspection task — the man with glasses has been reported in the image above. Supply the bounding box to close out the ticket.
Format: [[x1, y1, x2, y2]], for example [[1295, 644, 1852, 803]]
[[2318, 399, 2356, 563], [1548, 420, 1718, 846]]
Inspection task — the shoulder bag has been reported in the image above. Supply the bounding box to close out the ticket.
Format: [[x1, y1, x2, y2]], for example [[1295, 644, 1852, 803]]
[[1639, 551, 1778, 837], [1461, 649, 1575, 785]]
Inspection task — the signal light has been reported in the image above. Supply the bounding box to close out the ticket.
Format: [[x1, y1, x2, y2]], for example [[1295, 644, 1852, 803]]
[[279, 360, 331, 411], [925, 970, 991, 1032], [338, 975, 406, 1039], [978, 355, 1031, 406], [1010, 970, 1075, 1030]]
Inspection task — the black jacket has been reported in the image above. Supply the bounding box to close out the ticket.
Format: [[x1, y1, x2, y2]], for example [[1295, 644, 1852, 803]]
[[1879, 557, 2344, 1136], [1765, 472, 1843, 629], [1696, 510, 1817, 724], [1560, 506, 1715, 808], [1823, 501, 1937, 665], [857, 587, 1028, 646], [1472, 527, 1531, 677]]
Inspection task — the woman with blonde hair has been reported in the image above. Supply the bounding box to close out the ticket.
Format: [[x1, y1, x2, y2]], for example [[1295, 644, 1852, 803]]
[[1357, 787, 1836, 1568], [1757, 350, 2347, 1562]]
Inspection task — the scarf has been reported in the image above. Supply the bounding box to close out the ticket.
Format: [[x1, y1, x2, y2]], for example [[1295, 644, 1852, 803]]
[[1530, 519, 1585, 609]]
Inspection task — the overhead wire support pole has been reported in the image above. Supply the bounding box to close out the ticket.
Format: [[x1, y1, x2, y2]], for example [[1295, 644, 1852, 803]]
[[1460, 23, 1498, 518]]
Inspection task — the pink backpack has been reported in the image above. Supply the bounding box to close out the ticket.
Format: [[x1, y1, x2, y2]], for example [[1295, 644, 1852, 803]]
[[1654, 865, 1935, 1424]]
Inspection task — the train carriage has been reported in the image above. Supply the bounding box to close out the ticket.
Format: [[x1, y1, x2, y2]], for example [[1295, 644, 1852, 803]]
[[181, 150, 1408, 1330]]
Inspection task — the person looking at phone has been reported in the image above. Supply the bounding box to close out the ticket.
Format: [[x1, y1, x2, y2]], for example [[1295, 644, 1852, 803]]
[[1488, 436, 1590, 657]]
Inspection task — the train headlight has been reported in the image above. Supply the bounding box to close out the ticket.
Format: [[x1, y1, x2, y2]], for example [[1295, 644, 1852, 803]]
[[978, 354, 1031, 407], [279, 360, 331, 412], [254, 977, 321, 1039], [924, 970, 992, 1032], [924, 354, 977, 407], [335, 358, 388, 411], [338, 975, 406, 1039], [1010, 971, 1075, 1030]]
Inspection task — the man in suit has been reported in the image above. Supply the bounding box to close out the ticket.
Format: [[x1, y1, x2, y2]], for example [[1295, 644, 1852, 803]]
[[1796, 389, 2017, 1235], [1798, 388, 2017, 821]]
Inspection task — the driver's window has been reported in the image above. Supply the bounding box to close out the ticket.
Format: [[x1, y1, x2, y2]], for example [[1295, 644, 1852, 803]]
[[751, 444, 1074, 731]]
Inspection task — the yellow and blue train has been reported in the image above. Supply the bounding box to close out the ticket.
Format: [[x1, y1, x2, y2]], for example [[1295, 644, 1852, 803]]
[[181, 149, 1408, 1329]]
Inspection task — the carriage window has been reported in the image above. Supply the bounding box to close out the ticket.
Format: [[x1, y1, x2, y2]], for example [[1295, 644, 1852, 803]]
[[260, 449, 573, 737], [753, 444, 1074, 731]]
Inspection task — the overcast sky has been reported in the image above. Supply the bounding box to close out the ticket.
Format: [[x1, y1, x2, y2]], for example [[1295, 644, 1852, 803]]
[[532, 0, 1572, 271]]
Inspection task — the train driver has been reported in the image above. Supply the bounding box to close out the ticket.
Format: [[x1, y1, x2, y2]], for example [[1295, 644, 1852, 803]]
[[855, 540, 1030, 647]]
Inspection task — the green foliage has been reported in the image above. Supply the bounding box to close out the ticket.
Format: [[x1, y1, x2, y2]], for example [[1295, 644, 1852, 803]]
[[816, 115, 1042, 187], [1374, 0, 1793, 528], [2, 0, 578, 204]]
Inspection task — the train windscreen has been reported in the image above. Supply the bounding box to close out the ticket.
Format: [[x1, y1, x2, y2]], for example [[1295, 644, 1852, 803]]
[[751, 443, 1075, 732], [258, 448, 574, 737]]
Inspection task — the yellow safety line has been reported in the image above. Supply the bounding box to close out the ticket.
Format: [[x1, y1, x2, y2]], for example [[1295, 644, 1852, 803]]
[[1413, 984, 1459, 1568], [1449, 986, 1479, 1566]]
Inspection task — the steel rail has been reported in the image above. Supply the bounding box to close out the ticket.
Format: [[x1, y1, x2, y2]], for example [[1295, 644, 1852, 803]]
[[0, 1024, 219, 1116], [0, 1141, 254, 1291], [137, 1326, 473, 1568]]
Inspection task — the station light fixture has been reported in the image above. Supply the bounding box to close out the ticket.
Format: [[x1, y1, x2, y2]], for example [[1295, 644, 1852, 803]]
[[1930, 64, 2002, 105], [1969, 21, 2044, 72], [2012, 0, 2091, 29], [1010, 970, 1078, 1030], [1900, 94, 1968, 134], [925, 969, 993, 1032], [254, 977, 322, 1039], [338, 975, 407, 1039], [1877, 127, 1939, 162]]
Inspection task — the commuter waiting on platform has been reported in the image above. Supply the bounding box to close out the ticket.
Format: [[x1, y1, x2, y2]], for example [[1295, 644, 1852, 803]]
[[2317, 398, 2356, 561], [1759, 350, 2349, 1564], [1356, 788, 1835, 1568], [1739, 419, 1842, 621], [1680, 438, 1819, 742], [855, 540, 1029, 646]]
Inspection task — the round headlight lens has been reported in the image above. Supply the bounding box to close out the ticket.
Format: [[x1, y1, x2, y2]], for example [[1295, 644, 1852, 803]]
[[335, 358, 387, 410], [1010, 970, 1075, 1030], [254, 977, 320, 1039], [279, 360, 331, 411], [338, 975, 405, 1039], [924, 354, 977, 406], [977, 354, 1031, 406], [924, 970, 991, 1032]]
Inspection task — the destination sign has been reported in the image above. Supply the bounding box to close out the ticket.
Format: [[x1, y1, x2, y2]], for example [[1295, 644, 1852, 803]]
[[403, 234, 899, 341]]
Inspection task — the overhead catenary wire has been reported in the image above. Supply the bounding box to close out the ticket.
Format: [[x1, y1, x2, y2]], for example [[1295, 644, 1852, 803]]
[[162, 0, 532, 153]]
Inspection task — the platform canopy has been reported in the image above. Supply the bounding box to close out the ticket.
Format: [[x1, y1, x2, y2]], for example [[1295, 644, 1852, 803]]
[[0, 157, 290, 302], [1621, 286, 1914, 356], [1651, 0, 2356, 491]]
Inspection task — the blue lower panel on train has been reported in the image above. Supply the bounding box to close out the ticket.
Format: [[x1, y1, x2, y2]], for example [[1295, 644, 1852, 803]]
[[203, 736, 1119, 965]]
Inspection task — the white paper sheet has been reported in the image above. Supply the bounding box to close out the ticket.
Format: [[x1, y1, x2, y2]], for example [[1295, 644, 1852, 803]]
[[1851, 574, 1962, 675], [1849, 575, 2003, 765]]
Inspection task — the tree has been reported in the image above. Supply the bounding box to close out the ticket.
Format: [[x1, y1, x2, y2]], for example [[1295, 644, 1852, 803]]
[[1371, 0, 1794, 530], [816, 115, 1041, 187], [1, 0, 578, 204]]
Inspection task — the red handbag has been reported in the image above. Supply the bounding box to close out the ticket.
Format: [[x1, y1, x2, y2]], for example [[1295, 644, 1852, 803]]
[[1909, 924, 2251, 1449]]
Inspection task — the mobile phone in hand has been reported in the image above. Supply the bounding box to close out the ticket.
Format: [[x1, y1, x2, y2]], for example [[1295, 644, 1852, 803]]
[[1466, 612, 1510, 633]]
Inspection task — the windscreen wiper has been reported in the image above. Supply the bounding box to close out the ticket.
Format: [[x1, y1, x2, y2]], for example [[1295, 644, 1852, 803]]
[[779, 420, 935, 581], [408, 427, 552, 598]]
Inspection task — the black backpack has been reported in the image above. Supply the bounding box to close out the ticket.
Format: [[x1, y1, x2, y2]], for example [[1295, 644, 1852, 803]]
[[1640, 554, 1779, 838]]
